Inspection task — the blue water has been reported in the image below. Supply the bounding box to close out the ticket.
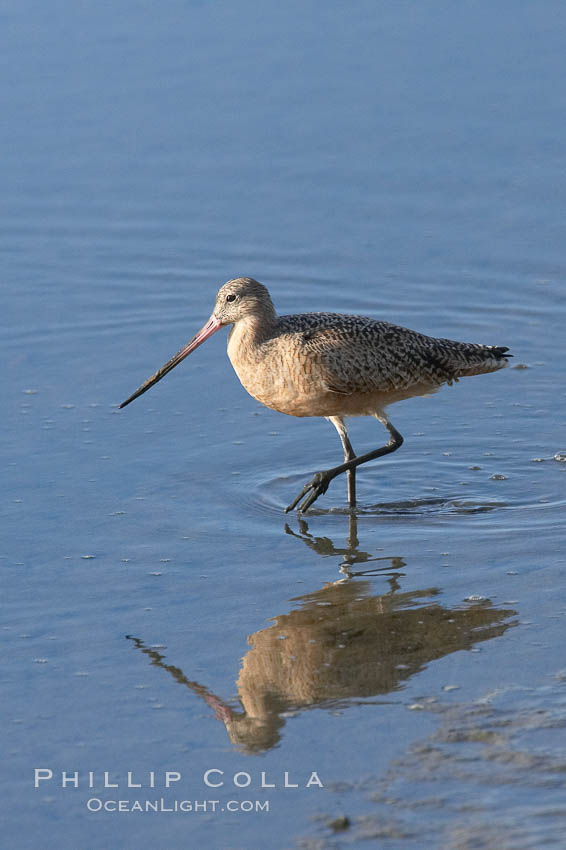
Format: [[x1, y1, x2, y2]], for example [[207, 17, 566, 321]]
[[3, 1, 566, 848]]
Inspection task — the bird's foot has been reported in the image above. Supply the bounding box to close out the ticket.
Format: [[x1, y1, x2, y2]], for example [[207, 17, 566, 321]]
[[285, 471, 331, 513]]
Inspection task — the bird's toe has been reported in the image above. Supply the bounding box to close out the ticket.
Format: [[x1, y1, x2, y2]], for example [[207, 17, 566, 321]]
[[286, 471, 331, 513]]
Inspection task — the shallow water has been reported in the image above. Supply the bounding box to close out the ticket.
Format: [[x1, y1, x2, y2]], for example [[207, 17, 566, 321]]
[[3, 1, 566, 848]]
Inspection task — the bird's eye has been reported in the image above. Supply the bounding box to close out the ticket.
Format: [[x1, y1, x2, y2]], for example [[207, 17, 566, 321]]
[[226, 294, 237, 303]]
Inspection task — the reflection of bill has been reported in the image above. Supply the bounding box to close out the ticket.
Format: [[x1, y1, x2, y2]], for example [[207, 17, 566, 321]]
[[127, 574, 516, 754]]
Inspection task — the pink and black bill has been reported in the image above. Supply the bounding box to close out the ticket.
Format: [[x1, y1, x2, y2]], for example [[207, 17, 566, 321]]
[[119, 315, 222, 409]]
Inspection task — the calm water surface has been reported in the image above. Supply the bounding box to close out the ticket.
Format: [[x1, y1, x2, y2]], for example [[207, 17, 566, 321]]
[[3, 1, 566, 848]]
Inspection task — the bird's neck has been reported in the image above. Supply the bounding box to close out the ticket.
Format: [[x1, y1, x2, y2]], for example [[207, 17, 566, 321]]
[[227, 313, 277, 363]]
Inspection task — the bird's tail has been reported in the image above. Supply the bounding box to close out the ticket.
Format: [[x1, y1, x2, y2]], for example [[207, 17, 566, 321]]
[[450, 343, 512, 378]]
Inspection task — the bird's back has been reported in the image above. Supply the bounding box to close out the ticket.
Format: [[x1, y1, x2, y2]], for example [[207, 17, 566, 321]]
[[276, 311, 509, 388]]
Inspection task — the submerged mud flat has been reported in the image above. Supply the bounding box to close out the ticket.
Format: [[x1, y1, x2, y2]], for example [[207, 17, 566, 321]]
[[299, 680, 566, 850]]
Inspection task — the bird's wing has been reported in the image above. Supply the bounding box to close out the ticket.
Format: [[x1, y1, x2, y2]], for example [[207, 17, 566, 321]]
[[300, 318, 480, 394], [299, 319, 427, 394], [286, 313, 509, 396]]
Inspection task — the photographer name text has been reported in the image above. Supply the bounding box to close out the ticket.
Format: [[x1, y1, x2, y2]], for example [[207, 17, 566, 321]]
[[34, 769, 323, 790]]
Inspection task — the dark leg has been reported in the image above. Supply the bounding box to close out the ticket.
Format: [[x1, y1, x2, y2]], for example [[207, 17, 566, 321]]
[[327, 416, 357, 508], [285, 412, 404, 513]]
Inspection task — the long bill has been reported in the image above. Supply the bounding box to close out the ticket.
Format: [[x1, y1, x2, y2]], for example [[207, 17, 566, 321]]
[[119, 315, 222, 408]]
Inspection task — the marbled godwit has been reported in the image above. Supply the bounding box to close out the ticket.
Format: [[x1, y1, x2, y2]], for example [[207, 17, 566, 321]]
[[120, 277, 511, 512]]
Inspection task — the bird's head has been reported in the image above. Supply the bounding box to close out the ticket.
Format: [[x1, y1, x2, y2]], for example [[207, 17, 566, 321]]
[[119, 277, 275, 409], [212, 277, 276, 325]]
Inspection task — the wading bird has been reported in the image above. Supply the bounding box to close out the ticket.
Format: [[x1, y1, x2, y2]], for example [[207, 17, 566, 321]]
[[120, 277, 510, 512]]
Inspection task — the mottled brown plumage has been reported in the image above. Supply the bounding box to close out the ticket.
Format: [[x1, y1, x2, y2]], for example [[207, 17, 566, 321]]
[[120, 277, 511, 512]]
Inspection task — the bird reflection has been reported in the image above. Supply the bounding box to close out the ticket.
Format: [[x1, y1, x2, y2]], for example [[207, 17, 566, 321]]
[[127, 520, 516, 754]]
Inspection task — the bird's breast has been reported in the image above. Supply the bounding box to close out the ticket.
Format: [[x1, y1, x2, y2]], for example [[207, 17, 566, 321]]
[[227, 330, 338, 417]]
